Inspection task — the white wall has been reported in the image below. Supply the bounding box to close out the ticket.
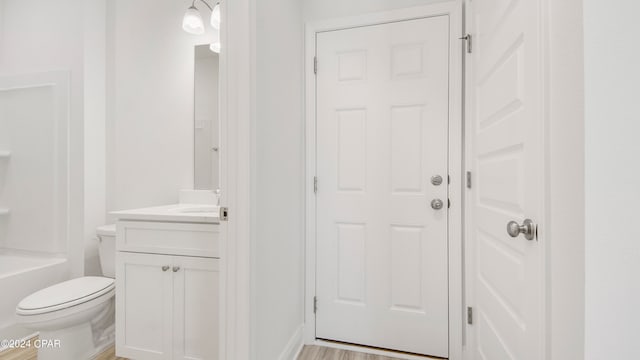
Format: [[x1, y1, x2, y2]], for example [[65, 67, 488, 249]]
[[0, 0, 85, 276], [252, 0, 305, 358], [106, 0, 217, 214], [547, 0, 585, 358], [83, 0, 107, 276], [584, 1, 640, 358]]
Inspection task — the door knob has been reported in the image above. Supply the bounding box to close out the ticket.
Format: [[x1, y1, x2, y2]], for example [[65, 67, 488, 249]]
[[506, 219, 536, 241], [172, 266, 181, 272], [162, 266, 170, 272], [431, 199, 444, 210]]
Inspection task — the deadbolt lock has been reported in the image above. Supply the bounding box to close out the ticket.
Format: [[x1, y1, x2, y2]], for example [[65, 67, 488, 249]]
[[431, 175, 443, 186]]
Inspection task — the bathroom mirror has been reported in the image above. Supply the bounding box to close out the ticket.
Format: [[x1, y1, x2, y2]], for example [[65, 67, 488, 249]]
[[194, 44, 220, 190]]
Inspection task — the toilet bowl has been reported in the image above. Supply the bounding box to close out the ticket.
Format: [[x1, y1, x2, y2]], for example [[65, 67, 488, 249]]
[[15, 224, 116, 360]]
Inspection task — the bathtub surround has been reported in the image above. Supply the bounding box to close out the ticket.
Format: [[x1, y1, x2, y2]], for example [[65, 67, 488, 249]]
[[0, 70, 77, 341], [0, 256, 68, 343], [0, 0, 85, 277], [0, 0, 114, 342]]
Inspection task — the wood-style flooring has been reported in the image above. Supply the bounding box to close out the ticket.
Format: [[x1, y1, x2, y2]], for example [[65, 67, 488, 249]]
[[297, 345, 403, 360], [2, 342, 422, 360], [0, 338, 126, 360]]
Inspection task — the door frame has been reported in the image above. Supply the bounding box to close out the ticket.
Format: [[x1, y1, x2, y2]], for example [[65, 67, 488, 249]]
[[303, 3, 464, 359], [218, 0, 252, 358]]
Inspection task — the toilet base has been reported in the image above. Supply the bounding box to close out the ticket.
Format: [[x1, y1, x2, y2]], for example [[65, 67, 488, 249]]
[[38, 324, 95, 360], [26, 298, 115, 360]]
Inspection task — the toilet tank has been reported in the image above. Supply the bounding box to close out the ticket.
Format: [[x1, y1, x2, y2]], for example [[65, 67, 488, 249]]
[[97, 224, 116, 278]]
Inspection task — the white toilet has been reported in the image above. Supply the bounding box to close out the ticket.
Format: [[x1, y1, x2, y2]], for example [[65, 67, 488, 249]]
[[15, 224, 117, 360]]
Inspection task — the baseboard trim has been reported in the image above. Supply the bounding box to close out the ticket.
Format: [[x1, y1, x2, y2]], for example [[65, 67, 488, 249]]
[[278, 325, 304, 360]]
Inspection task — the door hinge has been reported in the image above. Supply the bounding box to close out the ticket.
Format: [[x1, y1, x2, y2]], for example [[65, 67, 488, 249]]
[[314, 56, 318, 74], [313, 176, 318, 194], [467, 306, 473, 325], [219, 206, 229, 221], [460, 34, 472, 54], [466, 171, 472, 189], [314, 296, 318, 313]]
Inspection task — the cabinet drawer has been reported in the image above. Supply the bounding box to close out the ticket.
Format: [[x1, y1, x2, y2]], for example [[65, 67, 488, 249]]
[[117, 221, 219, 258]]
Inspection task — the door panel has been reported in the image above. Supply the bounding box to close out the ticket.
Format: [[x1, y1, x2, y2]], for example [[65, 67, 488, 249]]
[[470, 0, 544, 358], [316, 15, 450, 357], [116, 252, 173, 360], [173, 256, 219, 360]]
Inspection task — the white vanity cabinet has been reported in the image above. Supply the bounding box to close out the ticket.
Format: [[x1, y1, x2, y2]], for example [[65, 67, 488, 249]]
[[115, 218, 219, 360]]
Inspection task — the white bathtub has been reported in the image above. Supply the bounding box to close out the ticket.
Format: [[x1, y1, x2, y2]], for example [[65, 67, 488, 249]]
[[0, 254, 68, 346]]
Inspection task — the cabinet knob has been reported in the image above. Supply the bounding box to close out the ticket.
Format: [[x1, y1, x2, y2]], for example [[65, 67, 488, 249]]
[[172, 266, 180, 272], [162, 265, 170, 272]]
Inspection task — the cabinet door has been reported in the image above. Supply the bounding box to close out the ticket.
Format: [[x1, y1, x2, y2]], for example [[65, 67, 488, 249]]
[[173, 256, 219, 360], [116, 252, 173, 360]]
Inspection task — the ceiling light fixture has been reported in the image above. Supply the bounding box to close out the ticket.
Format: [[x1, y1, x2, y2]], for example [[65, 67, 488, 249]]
[[211, 3, 221, 29], [210, 29, 221, 53], [182, 3, 205, 35], [182, 0, 221, 34], [210, 42, 221, 53]]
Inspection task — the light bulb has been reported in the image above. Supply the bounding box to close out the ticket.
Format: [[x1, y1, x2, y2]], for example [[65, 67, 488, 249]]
[[182, 6, 205, 35], [210, 29, 221, 53], [211, 3, 221, 29]]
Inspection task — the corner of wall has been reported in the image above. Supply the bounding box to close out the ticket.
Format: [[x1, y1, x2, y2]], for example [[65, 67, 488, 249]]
[[277, 325, 304, 360]]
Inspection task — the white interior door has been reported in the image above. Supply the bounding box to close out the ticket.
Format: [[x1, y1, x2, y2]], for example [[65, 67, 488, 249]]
[[315, 16, 451, 357], [468, 0, 545, 358]]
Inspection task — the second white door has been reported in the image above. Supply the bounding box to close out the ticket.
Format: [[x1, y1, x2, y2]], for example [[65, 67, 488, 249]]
[[316, 15, 451, 357]]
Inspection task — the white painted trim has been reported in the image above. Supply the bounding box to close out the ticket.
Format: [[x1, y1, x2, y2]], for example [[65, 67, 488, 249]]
[[461, 2, 474, 359], [278, 326, 305, 360], [219, 0, 253, 358], [539, 0, 551, 357], [304, 3, 464, 359], [446, 4, 464, 360]]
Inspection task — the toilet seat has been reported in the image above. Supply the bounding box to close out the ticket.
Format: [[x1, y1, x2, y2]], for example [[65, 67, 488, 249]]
[[17, 277, 115, 316]]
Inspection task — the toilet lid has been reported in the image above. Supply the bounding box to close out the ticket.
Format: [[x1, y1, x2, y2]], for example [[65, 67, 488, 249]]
[[96, 224, 116, 237], [17, 277, 114, 315]]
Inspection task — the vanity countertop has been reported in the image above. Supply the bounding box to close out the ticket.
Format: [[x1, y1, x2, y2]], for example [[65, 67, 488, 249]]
[[111, 204, 220, 224]]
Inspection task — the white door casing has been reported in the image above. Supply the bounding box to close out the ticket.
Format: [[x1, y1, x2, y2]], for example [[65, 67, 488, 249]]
[[315, 15, 451, 358], [466, 0, 546, 358]]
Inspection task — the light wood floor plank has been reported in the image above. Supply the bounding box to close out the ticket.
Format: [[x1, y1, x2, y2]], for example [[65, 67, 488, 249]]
[[298, 345, 403, 360], [0, 337, 126, 360]]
